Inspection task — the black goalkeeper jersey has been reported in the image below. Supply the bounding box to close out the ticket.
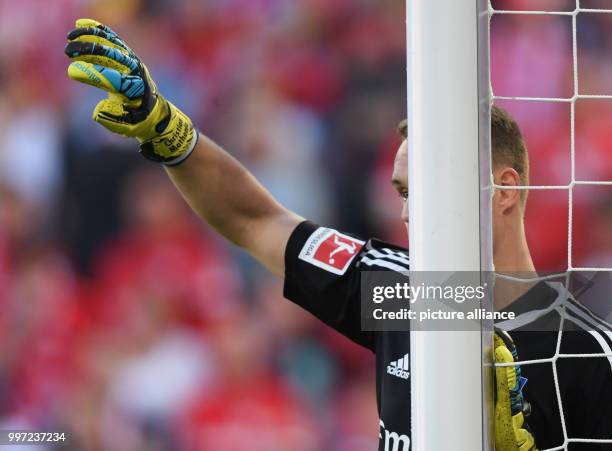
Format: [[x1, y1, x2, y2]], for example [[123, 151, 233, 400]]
[[497, 282, 612, 450], [283, 221, 612, 451]]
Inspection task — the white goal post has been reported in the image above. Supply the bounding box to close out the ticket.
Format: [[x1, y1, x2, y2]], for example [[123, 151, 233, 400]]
[[406, 0, 494, 450]]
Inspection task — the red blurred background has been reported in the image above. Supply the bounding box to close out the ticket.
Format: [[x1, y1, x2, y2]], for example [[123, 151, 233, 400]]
[[0, 0, 610, 449]]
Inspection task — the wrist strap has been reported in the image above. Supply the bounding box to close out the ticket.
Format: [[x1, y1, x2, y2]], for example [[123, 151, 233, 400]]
[[163, 129, 200, 167], [139, 129, 200, 166]]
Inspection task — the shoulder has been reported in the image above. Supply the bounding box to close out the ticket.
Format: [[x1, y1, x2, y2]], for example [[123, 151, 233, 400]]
[[561, 296, 612, 360], [286, 221, 409, 277], [497, 282, 612, 367], [355, 238, 410, 272]]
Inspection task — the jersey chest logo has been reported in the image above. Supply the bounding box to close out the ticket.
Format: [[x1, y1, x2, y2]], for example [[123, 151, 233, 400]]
[[387, 353, 410, 380], [298, 227, 365, 275]]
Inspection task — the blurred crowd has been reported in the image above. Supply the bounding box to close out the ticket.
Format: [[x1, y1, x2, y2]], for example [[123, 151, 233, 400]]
[[0, 0, 611, 449]]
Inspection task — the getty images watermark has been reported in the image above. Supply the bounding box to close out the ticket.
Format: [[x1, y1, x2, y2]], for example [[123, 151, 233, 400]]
[[361, 270, 612, 332], [360, 271, 515, 331]]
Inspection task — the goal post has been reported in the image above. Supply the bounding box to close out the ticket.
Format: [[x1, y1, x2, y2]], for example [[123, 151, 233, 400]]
[[406, 0, 494, 450]]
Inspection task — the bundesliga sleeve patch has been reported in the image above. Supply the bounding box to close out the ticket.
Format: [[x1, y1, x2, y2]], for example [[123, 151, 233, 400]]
[[298, 227, 365, 275]]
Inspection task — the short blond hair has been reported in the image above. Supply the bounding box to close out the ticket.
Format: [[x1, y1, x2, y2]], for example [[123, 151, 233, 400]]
[[397, 105, 530, 203]]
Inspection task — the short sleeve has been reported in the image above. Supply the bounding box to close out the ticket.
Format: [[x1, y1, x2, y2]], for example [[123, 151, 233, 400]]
[[284, 221, 409, 352], [283, 221, 375, 351]]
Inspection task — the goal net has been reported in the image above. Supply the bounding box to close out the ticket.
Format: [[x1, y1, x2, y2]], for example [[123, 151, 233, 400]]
[[406, 0, 612, 450], [490, 1, 612, 450]]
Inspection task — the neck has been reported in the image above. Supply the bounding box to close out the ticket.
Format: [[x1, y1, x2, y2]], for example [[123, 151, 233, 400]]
[[493, 220, 537, 311]]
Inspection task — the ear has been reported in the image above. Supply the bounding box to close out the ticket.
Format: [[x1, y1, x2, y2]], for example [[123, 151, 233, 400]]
[[493, 167, 522, 216]]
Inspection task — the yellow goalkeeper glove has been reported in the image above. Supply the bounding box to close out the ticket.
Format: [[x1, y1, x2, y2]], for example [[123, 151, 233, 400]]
[[495, 329, 538, 451], [64, 18, 198, 166]]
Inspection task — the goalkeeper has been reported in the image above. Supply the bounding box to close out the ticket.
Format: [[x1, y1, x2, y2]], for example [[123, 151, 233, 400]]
[[65, 19, 611, 451]]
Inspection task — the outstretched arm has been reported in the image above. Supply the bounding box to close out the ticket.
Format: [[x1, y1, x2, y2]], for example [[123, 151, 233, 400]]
[[64, 18, 302, 277], [165, 135, 302, 277]]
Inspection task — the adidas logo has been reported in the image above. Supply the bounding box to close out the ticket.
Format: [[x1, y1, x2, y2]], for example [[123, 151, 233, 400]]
[[387, 353, 410, 380]]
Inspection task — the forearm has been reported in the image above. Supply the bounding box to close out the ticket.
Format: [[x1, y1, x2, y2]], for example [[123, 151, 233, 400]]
[[165, 133, 302, 275]]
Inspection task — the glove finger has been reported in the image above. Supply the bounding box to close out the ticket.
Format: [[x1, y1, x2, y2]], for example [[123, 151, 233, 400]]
[[68, 61, 145, 99], [92, 98, 133, 136], [65, 41, 139, 75], [495, 334, 515, 419], [515, 426, 536, 451], [93, 97, 151, 135], [495, 337, 517, 395], [495, 328, 518, 354], [67, 27, 133, 56], [495, 363, 518, 451], [495, 358, 512, 400], [74, 18, 131, 51]]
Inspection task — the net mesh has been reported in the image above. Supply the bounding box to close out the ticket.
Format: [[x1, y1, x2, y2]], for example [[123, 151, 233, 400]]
[[490, 1, 612, 449]]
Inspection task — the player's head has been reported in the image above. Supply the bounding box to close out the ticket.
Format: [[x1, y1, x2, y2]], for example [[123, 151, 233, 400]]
[[392, 105, 530, 226], [392, 106, 534, 271]]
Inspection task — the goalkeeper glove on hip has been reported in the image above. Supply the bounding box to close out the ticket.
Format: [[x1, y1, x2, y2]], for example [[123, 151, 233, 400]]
[[64, 18, 198, 166], [495, 329, 538, 451]]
